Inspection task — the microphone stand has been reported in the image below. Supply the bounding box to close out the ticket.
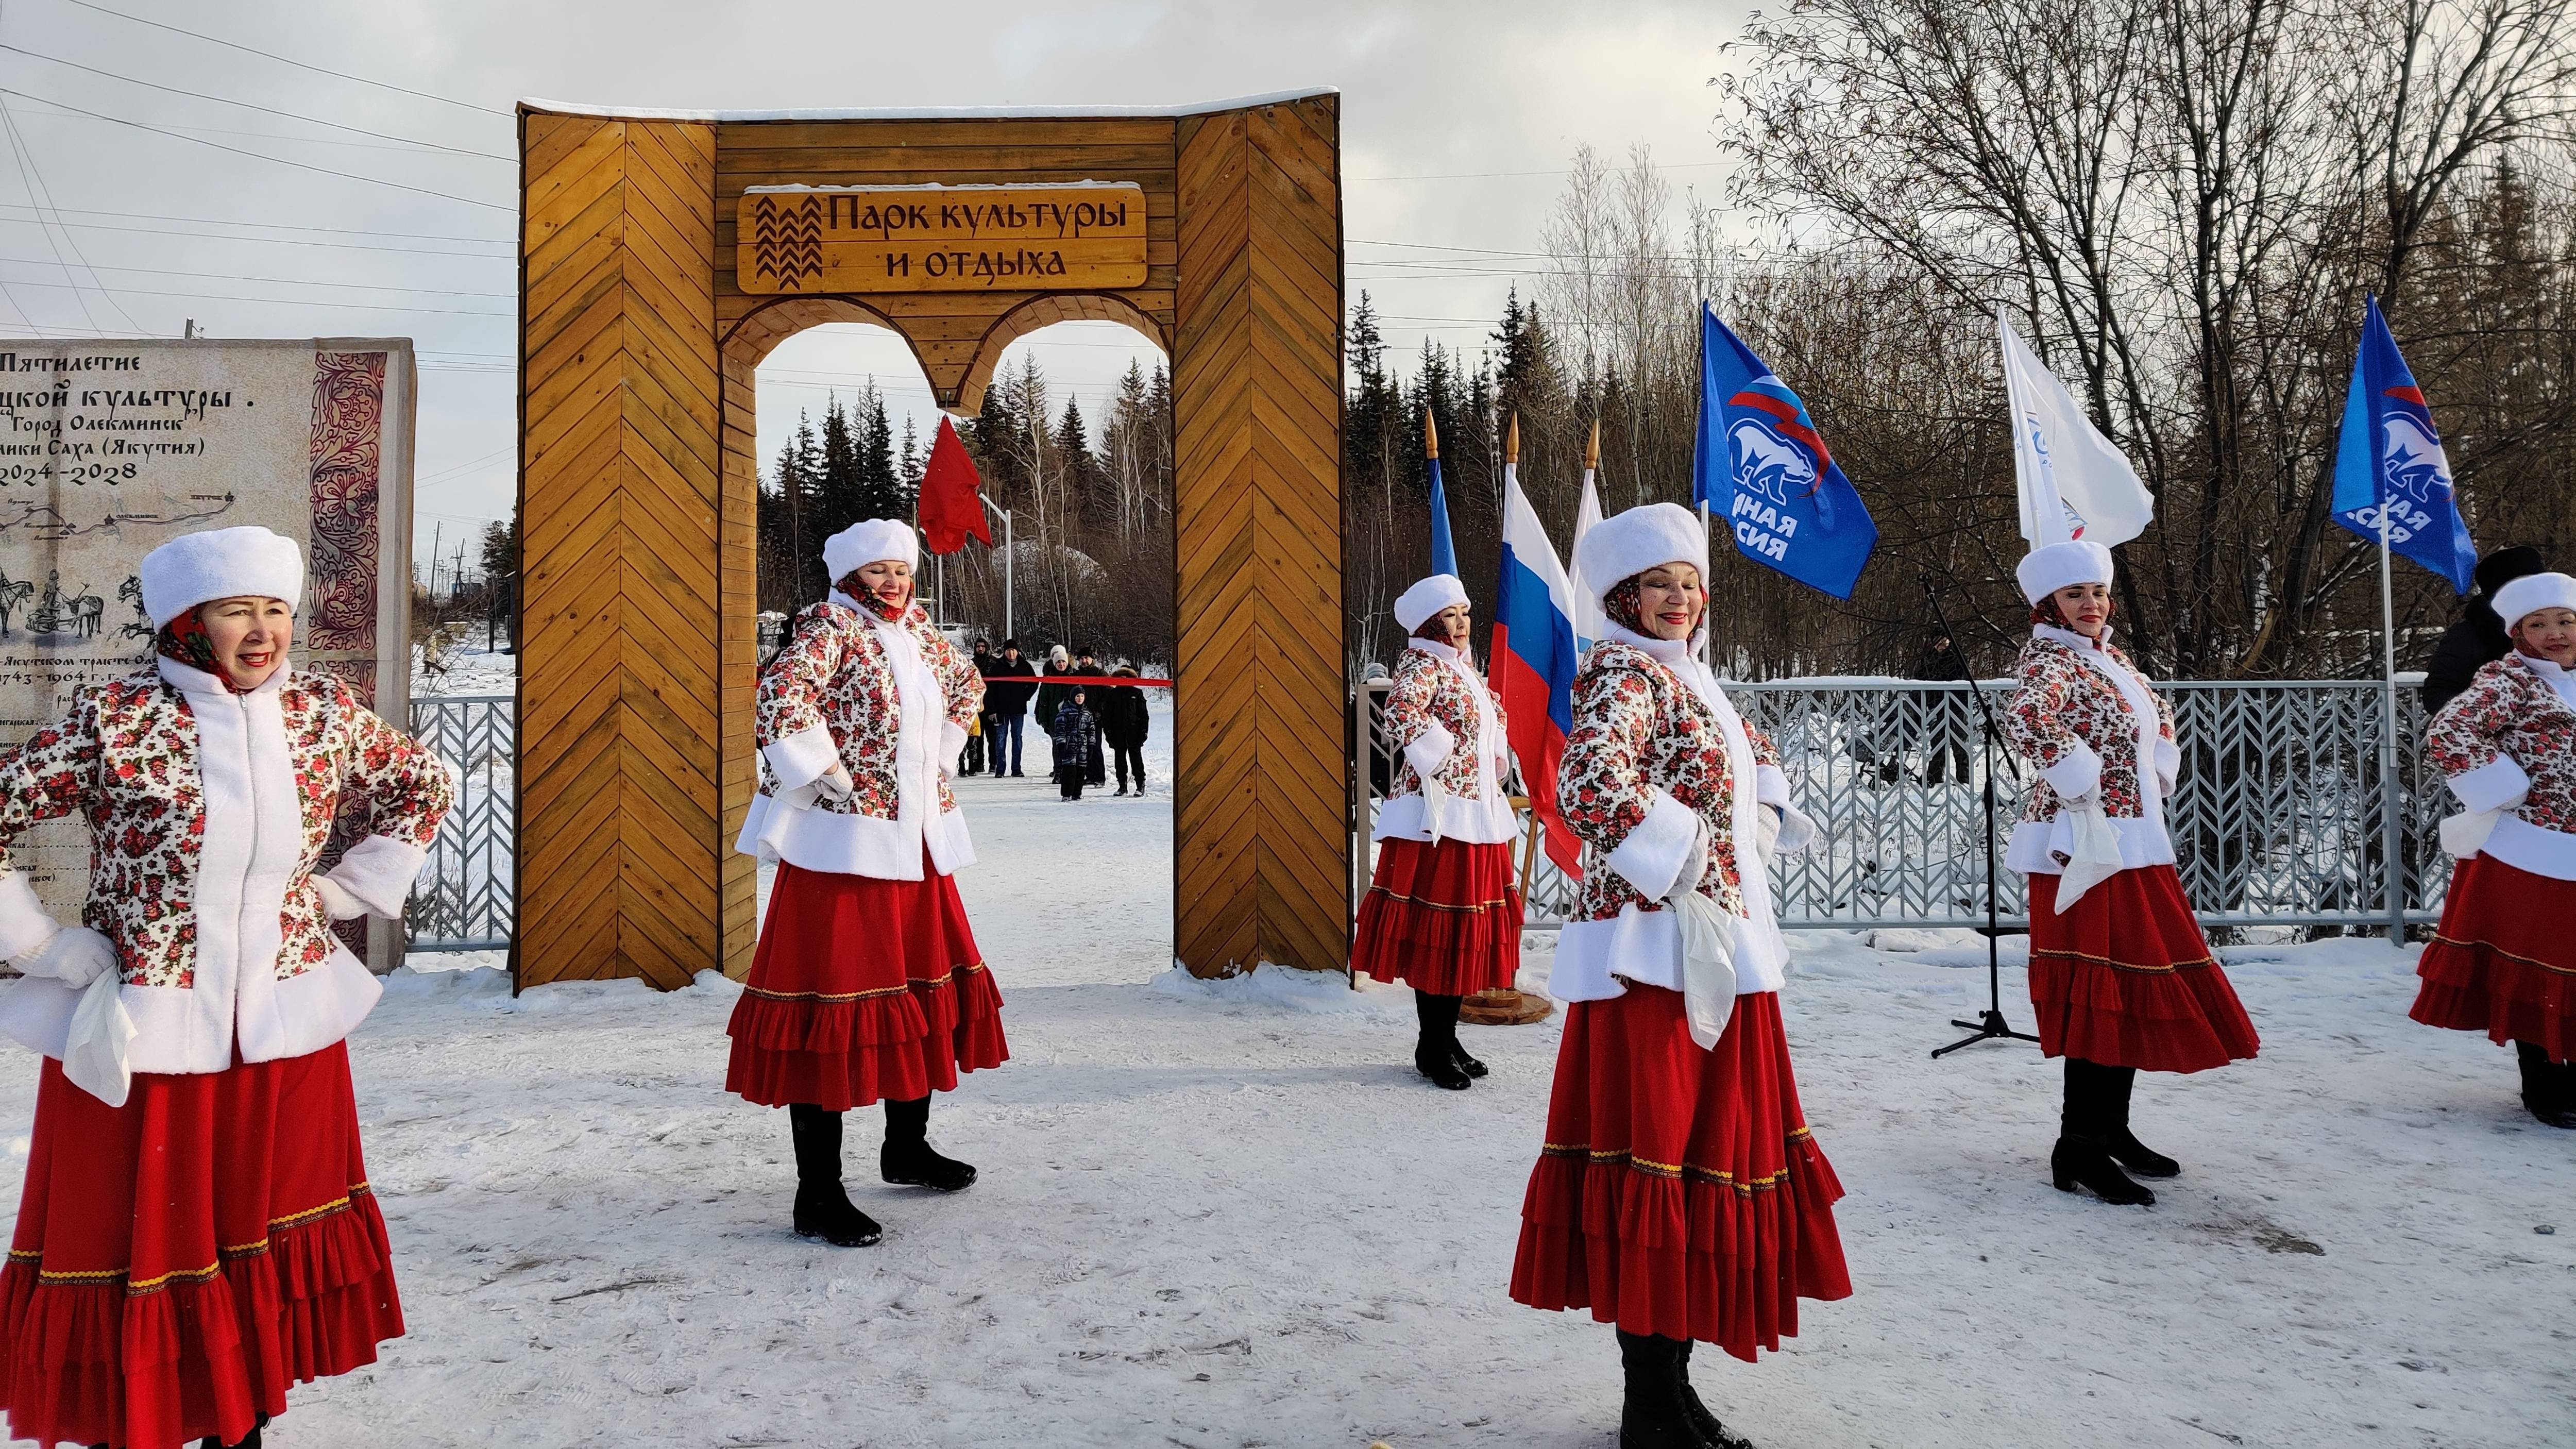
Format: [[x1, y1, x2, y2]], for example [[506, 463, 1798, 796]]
[[1919, 574, 2041, 1059]]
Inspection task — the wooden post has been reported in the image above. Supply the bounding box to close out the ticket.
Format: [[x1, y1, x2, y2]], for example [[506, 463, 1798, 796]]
[[1463, 409, 1553, 1028]]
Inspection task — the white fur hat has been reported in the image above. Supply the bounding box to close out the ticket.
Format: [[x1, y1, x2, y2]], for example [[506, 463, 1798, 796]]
[[1572, 502, 1707, 611], [2015, 539, 2115, 608], [1393, 573, 1469, 632], [139, 525, 304, 628], [822, 518, 917, 582], [2494, 571, 2576, 631]]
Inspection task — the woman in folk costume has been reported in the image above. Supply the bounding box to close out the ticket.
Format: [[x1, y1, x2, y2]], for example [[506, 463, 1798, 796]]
[[730, 519, 1007, 1249], [1350, 574, 1523, 1090], [2004, 540, 2259, 1207], [2411, 572, 2576, 1127], [0, 526, 454, 1449], [1510, 505, 1849, 1449]]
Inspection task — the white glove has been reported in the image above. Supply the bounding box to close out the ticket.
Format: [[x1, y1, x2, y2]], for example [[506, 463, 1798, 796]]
[[1756, 805, 1783, 864], [1420, 773, 1450, 845], [2055, 791, 2126, 913], [13, 923, 116, 988], [815, 762, 856, 803], [62, 970, 133, 1107], [315, 876, 370, 921], [1673, 815, 1713, 900], [1665, 817, 1737, 1050]]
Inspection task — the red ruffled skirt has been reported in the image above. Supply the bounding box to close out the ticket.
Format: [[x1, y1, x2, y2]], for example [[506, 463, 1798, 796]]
[[726, 855, 1009, 1111], [0, 1042, 402, 1449], [1350, 837, 1523, 996], [2412, 853, 2576, 1061], [2025, 866, 2260, 1073], [1510, 987, 1850, 1362]]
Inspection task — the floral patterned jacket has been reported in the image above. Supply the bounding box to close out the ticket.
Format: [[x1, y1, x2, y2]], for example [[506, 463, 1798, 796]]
[[1375, 640, 1518, 845], [2427, 653, 2576, 879], [739, 596, 985, 880], [2005, 629, 2179, 823], [1556, 639, 1788, 922], [0, 660, 453, 1074]]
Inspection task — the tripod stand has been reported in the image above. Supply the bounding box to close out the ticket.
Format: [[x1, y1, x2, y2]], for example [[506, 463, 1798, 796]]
[[1918, 574, 2041, 1059]]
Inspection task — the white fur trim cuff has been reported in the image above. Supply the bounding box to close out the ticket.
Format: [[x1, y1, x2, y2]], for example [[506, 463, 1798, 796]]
[[2153, 737, 2181, 794], [1754, 764, 1792, 809], [140, 526, 306, 627], [763, 726, 842, 792], [326, 834, 429, 919], [2041, 742, 2104, 802], [1402, 721, 1458, 784], [1604, 790, 1701, 901], [1394, 574, 1469, 632], [940, 720, 970, 762], [2448, 755, 2533, 816], [0, 871, 58, 961]]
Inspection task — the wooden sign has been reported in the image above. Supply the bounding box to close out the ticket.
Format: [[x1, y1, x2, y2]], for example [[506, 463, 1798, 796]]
[[736, 182, 1149, 294]]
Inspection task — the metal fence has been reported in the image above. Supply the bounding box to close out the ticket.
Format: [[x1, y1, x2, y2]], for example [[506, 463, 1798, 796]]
[[406, 695, 513, 952], [1358, 678, 2450, 933]]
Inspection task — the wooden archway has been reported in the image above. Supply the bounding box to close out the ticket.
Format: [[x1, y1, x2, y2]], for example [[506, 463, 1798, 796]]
[[516, 93, 1347, 987]]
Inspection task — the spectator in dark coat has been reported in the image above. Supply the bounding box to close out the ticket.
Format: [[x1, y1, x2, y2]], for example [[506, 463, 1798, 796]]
[[1099, 666, 1151, 795], [2424, 546, 2548, 717], [1912, 630, 1975, 785], [1050, 686, 1101, 801], [1071, 647, 1107, 785], [983, 639, 1039, 777], [1032, 645, 1074, 736]]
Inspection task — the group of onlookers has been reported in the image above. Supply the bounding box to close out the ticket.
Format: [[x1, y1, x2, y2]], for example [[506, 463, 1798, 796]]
[[958, 637, 1155, 802]]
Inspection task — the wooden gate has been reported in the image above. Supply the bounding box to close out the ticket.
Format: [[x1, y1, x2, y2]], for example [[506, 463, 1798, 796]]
[[516, 92, 1347, 987]]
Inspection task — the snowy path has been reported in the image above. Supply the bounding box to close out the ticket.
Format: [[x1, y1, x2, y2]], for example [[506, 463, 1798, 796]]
[[5, 734, 2573, 1445]]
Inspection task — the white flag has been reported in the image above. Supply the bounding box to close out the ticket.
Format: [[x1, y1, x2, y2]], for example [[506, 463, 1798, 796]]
[[1567, 467, 1607, 652], [1998, 312, 2154, 547]]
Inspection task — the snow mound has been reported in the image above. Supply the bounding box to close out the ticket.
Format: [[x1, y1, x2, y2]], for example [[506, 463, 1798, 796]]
[[1146, 962, 1398, 1015]]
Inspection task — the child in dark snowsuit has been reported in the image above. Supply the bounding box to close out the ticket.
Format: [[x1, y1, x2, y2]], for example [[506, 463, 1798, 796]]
[[1051, 686, 1101, 801]]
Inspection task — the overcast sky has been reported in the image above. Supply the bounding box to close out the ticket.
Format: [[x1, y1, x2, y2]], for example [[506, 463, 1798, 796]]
[[0, 0, 1753, 573]]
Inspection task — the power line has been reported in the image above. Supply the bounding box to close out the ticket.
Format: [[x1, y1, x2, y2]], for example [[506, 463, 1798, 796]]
[[0, 275, 511, 316], [60, 0, 511, 117], [0, 85, 511, 211], [0, 42, 511, 160], [0, 253, 512, 297], [0, 93, 140, 334], [0, 213, 510, 258], [1348, 160, 1726, 182], [0, 201, 507, 245]]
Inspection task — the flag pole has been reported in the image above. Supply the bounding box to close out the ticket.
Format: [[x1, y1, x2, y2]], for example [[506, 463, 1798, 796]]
[[1696, 307, 1715, 669], [1466, 409, 1552, 1030], [2378, 472, 2405, 947]]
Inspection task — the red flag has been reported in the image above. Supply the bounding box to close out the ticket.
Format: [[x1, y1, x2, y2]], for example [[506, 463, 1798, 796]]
[[917, 415, 991, 554]]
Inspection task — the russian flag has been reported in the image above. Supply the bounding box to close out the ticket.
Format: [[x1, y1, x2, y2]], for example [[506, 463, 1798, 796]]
[[1494, 460, 1583, 879]]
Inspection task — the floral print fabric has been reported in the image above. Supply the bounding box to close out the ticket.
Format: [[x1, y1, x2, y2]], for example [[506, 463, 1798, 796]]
[[1555, 641, 1780, 921], [2005, 634, 2175, 823], [0, 668, 453, 988], [753, 598, 984, 820], [1382, 646, 1511, 800], [2428, 655, 2576, 833]]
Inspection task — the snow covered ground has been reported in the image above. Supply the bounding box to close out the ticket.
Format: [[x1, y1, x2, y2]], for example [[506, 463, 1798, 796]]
[[6, 703, 2573, 1447]]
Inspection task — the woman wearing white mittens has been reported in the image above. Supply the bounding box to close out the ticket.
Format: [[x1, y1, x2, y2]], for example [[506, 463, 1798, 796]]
[[2004, 540, 2258, 1209], [1510, 504, 1848, 1449], [0, 526, 455, 1449], [1350, 572, 1523, 1090], [2412, 571, 2576, 1127], [728, 519, 1006, 1250]]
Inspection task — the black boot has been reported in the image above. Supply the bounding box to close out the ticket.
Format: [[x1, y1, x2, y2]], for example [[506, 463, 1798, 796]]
[[882, 1096, 978, 1190], [2052, 1059, 2154, 1206], [1414, 990, 1470, 1090], [1446, 996, 1490, 1078], [1616, 1330, 1707, 1447], [788, 1104, 883, 1246], [2102, 1063, 2179, 1177], [1673, 1338, 1751, 1448], [2517, 1041, 2576, 1127]]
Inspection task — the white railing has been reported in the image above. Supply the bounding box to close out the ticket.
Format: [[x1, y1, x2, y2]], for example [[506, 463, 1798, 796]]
[[406, 694, 513, 951], [1356, 678, 2449, 932]]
